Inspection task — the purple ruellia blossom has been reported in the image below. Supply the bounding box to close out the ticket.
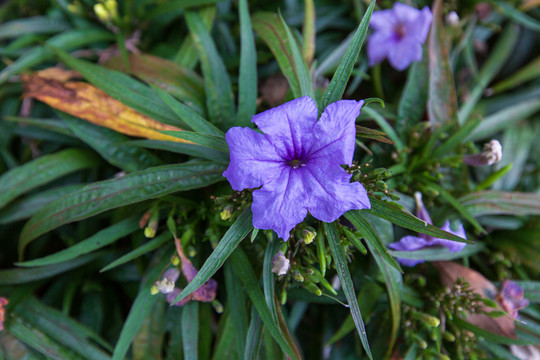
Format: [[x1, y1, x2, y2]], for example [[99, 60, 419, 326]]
[[388, 192, 467, 267], [223, 96, 371, 240], [497, 280, 529, 318], [367, 3, 432, 71]]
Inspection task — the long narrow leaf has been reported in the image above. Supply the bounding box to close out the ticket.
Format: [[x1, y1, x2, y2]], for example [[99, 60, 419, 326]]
[[17, 217, 139, 267], [0, 148, 99, 209], [236, 0, 257, 126], [19, 161, 225, 255], [185, 10, 235, 128], [325, 222, 373, 359], [173, 209, 253, 304], [367, 197, 471, 243], [230, 247, 300, 360], [321, 0, 375, 109]]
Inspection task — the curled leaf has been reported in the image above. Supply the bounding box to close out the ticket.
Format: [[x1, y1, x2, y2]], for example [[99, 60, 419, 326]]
[[22, 68, 189, 143]]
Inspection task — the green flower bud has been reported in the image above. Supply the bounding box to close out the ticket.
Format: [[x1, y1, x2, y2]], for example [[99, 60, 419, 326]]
[[220, 205, 233, 220]]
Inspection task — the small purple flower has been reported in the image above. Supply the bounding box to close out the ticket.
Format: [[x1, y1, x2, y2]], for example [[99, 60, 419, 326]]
[[388, 192, 467, 267], [223, 96, 371, 240], [367, 3, 432, 71], [498, 280, 529, 319], [463, 139, 502, 166]]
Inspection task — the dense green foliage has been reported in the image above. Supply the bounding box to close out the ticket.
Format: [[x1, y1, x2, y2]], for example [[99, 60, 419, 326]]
[[1, 0, 540, 359]]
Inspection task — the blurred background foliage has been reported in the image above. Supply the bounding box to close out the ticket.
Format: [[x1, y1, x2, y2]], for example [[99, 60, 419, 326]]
[[1, 0, 540, 359]]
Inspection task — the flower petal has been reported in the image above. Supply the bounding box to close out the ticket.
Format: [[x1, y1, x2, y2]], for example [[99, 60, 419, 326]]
[[303, 160, 370, 222], [367, 31, 396, 66], [251, 96, 318, 159], [370, 9, 397, 31], [308, 99, 364, 165], [388, 235, 431, 267], [251, 167, 308, 240], [431, 221, 467, 253], [223, 127, 285, 191], [393, 2, 421, 23], [388, 36, 422, 71]]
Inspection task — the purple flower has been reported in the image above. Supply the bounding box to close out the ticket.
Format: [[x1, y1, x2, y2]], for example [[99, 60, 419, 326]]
[[223, 96, 371, 240], [388, 192, 467, 267], [463, 139, 502, 166], [498, 280, 529, 319], [367, 3, 432, 71]]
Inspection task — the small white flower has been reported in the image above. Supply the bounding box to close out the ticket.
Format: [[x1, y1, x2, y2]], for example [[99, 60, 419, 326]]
[[271, 251, 290, 276]]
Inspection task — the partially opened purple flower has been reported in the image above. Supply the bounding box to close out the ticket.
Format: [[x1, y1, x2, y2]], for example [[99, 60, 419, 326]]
[[497, 280, 529, 319], [367, 3, 432, 71], [223, 96, 371, 240], [389, 192, 467, 267]]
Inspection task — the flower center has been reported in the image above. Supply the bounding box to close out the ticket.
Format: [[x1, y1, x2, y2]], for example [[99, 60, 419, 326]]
[[394, 23, 407, 39], [287, 159, 306, 169]]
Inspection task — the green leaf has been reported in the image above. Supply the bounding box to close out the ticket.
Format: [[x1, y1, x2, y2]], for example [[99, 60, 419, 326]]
[[432, 117, 482, 159], [0, 252, 102, 285], [173, 6, 216, 68], [428, 0, 458, 128], [224, 262, 248, 357], [229, 247, 300, 360], [182, 302, 199, 360], [421, 181, 486, 234], [263, 236, 280, 321], [460, 191, 540, 217], [0, 148, 100, 210], [0, 184, 83, 225], [344, 211, 402, 273], [0, 16, 69, 40], [19, 161, 225, 255], [133, 301, 166, 360], [468, 98, 540, 141], [454, 318, 531, 345], [278, 13, 314, 100], [302, 0, 316, 65], [112, 247, 172, 360], [252, 12, 302, 98], [367, 197, 470, 243], [5, 315, 85, 360], [185, 9, 235, 128], [0, 29, 113, 84], [236, 0, 258, 126], [397, 52, 429, 133], [127, 139, 229, 162], [320, 0, 375, 109], [325, 222, 372, 359], [491, 56, 540, 94], [100, 232, 173, 272], [173, 209, 253, 304], [389, 243, 485, 261], [362, 107, 404, 150], [161, 131, 229, 154], [151, 85, 223, 136], [458, 25, 520, 124], [13, 297, 112, 360], [362, 214, 401, 357], [492, 0, 540, 32], [243, 305, 263, 360], [17, 217, 139, 267], [104, 53, 205, 114], [51, 48, 188, 129], [61, 114, 163, 172]]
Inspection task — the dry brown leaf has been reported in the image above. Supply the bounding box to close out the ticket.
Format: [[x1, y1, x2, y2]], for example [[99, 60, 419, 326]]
[[433, 261, 516, 338], [22, 69, 189, 143]]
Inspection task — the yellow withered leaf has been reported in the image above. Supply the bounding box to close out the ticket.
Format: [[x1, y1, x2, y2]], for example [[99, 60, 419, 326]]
[[23, 68, 190, 143]]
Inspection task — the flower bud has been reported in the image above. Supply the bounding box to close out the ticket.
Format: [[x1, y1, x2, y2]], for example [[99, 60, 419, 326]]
[[220, 205, 233, 220], [300, 227, 316, 244], [463, 139, 502, 166], [212, 300, 224, 314], [271, 251, 290, 276]]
